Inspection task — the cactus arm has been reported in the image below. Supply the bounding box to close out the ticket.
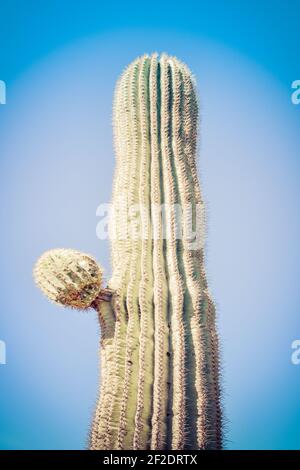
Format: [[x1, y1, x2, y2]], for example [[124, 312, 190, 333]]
[[33, 54, 223, 450], [107, 295, 128, 449], [89, 299, 115, 449]]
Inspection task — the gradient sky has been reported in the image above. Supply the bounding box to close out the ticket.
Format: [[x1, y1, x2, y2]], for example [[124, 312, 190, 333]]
[[0, 1, 300, 450]]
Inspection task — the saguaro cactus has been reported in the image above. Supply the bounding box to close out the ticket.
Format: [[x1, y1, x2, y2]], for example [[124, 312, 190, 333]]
[[34, 53, 222, 450]]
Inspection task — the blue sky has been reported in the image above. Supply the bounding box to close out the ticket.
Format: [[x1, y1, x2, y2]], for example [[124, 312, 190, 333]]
[[1, 1, 299, 85], [0, 0, 300, 450]]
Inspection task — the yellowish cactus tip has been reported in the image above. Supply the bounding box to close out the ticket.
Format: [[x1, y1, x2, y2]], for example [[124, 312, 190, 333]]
[[33, 248, 103, 309]]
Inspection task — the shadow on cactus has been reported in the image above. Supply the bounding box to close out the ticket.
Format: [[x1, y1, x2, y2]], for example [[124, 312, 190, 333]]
[[33, 53, 223, 450]]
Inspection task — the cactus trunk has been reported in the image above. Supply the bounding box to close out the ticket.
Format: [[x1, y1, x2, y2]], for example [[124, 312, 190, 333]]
[[90, 53, 222, 450]]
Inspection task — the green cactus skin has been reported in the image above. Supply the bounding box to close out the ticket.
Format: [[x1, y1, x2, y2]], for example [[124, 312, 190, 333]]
[[34, 53, 222, 450], [90, 53, 222, 450]]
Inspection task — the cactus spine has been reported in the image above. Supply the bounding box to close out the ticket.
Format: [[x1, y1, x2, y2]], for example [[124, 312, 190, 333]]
[[34, 53, 222, 450]]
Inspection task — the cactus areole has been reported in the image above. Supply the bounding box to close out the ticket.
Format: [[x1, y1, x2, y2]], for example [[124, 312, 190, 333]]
[[34, 53, 222, 450]]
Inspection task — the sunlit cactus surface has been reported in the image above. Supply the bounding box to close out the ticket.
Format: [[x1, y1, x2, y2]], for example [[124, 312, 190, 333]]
[[34, 53, 222, 450]]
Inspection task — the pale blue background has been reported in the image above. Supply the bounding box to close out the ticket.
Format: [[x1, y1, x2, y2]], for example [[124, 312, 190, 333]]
[[0, 0, 300, 450]]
